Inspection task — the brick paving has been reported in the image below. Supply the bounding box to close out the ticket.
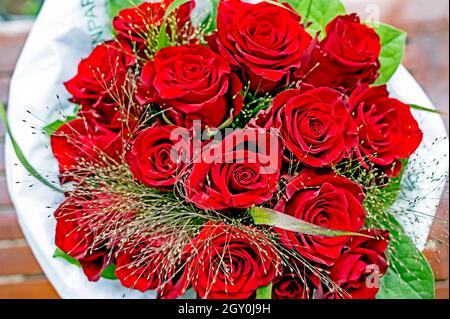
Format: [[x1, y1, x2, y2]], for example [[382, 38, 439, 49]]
[[0, 20, 58, 299], [0, 1, 448, 299]]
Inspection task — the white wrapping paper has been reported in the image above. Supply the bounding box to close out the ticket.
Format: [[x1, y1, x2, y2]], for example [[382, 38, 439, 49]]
[[4, 0, 449, 299]]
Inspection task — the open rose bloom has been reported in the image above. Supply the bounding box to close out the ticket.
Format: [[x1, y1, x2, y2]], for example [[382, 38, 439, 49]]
[[4, 0, 449, 299]]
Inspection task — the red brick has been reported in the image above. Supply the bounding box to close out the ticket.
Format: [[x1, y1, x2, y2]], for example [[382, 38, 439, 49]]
[[435, 280, 450, 299], [0, 74, 10, 105], [0, 245, 43, 276], [0, 276, 59, 299], [0, 213, 23, 240], [424, 240, 449, 281], [0, 176, 12, 206], [0, 32, 28, 74]]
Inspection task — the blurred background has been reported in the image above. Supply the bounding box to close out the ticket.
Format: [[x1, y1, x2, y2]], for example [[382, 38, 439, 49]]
[[0, 0, 448, 299], [0, 0, 43, 16]]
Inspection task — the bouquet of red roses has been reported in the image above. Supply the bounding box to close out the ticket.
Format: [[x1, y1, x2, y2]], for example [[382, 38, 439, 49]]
[[23, 0, 436, 299]]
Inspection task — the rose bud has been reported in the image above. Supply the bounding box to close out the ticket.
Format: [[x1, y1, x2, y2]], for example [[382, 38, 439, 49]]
[[64, 39, 136, 129], [272, 266, 322, 299], [185, 128, 281, 211], [135, 44, 243, 129], [296, 14, 381, 93], [54, 197, 111, 282], [184, 222, 280, 299], [113, 0, 195, 45], [349, 85, 423, 177], [210, 0, 312, 93], [253, 87, 358, 168], [128, 125, 193, 190], [51, 118, 123, 177], [275, 169, 366, 266], [115, 238, 189, 298], [324, 230, 389, 299]]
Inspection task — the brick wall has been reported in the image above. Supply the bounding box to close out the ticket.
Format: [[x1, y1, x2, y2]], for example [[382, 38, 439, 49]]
[[0, 20, 59, 298]]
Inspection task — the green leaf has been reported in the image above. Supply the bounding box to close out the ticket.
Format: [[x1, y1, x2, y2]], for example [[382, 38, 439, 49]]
[[370, 23, 407, 85], [296, 0, 346, 38], [157, 0, 192, 51], [53, 248, 118, 280], [377, 216, 435, 299], [42, 115, 78, 136], [200, 0, 220, 34], [101, 264, 118, 280], [0, 102, 65, 193], [410, 104, 447, 115], [108, 0, 142, 20], [53, 248, 81, 267], [278, 0, 302, 10], [256, 283, 273, 299], [250, 207, 369, 237], [157, 25, 170, 50]]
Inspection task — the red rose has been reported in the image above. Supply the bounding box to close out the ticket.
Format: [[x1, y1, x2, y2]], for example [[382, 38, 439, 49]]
[[136, 44, 243, 129], [275, 169, 366, 266], [349, 85, 423, 177], [272, 267, 321, 299], [51, 118, 122, 176], [113, 1, 195, 45], [115, 238, 188, 298], [54, 197, 110, 281], [184, 222, 280, 299], [296, 14, 381, 93], [256, 87, 358, 167], [113, 2, 165, 44], [185, 129, 281, 210], [325, 230, 389, 299], [249, 83, 314, 130], [78, 104, 142, 137], [80, 192, 135, 235], [128, 125, 191, 190], [211, 0, 312, 93], [64, 39, 136, 130]]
